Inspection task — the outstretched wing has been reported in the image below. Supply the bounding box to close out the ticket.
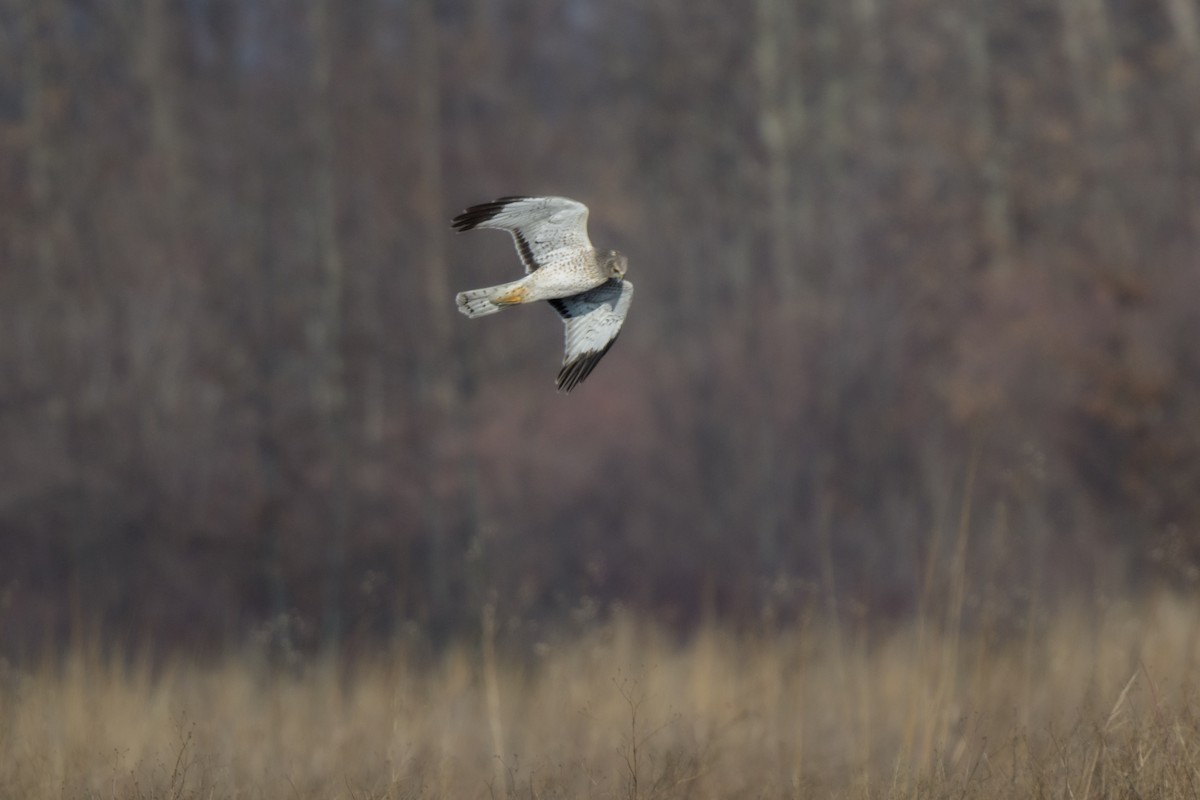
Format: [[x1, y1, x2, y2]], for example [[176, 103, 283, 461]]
[[451, 196, 592, 274], [547, 279, 633, 392]]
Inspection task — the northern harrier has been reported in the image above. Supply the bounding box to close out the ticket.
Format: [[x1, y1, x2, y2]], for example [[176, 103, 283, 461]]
[[453, 196, 634, 392]]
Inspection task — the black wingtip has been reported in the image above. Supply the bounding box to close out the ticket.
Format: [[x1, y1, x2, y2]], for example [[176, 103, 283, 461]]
[[555, 338, 618, 393], [450, 195, 534, 231]]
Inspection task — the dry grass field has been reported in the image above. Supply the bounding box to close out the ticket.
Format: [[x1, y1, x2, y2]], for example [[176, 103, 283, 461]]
[[3, 593, 1200, 799]]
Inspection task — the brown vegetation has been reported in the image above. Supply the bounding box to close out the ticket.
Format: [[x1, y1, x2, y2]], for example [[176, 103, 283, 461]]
[[3, 594, 1200, 799], [2, 0, 1199, 655]]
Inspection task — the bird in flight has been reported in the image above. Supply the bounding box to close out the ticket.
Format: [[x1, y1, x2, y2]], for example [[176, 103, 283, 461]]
[[452, 196, 634, 392]]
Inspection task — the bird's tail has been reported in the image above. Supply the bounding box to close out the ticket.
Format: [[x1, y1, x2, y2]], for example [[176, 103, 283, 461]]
[[455, 280, 529, 318]]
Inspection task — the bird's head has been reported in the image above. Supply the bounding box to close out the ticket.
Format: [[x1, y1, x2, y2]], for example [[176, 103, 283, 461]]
[[604, 250, 628, 281]]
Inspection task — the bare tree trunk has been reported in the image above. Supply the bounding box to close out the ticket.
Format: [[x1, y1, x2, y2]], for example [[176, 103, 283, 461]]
[[133, 0, 188, 507], [1059, 0, 1134, 266], [24, 0, 65, 301], [1163, 0, 1200, 245], [141, 0, 183, 198], [249, 162, 290, 641], [755, 0, 805, 306], [1165, 0, 1200, 52], [414, 4, 450, 368], [412, 0, 459, 632], [418, 0, 489, 631], [1061, 0, 1127, 128], [815, 8, 859, 289], [22, 0, 90, 637], [309, 0, 350, 650], [965, 0, 1015, 275], [851, 0, 884, 144]]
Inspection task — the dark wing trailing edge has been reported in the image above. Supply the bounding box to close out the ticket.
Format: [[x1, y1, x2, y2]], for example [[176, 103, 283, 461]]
[[450, 196, 593, 274], [450, 196, 532, 232], [547, 279, 634, 392]]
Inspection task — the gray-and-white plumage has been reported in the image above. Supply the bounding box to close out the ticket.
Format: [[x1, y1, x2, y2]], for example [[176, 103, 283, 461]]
[[547, 279, 634, 392], [452, 196, 633, 392]]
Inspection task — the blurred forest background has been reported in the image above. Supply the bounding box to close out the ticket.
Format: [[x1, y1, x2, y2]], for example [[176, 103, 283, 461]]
[[1, 0, 1199, 660]]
